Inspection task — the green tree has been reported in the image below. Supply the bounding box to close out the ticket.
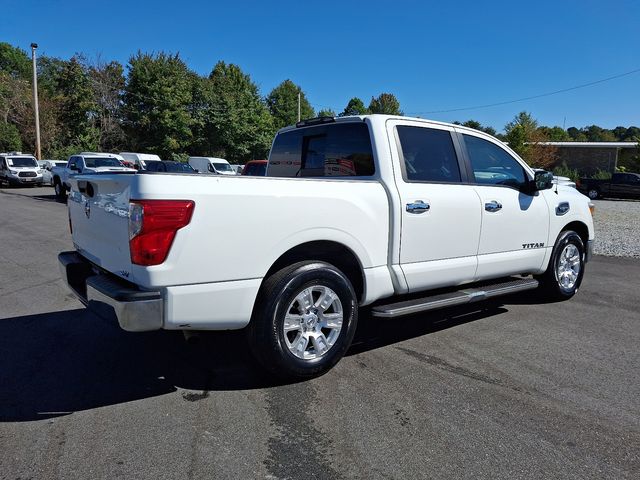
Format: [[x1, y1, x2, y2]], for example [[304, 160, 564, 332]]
[[339, 97, 368, 116], [86, 57, 126, 151], [505, 111, 538, 138], [458, 119, 497, 136], [582, 125, 616, 142], [0, 121, 22, 151], [317, 108, 336, 117], [0, 43, 30, 80], [504, 111, 557, 168], [368, 93, 402, 115], [123, 52, 193, 158], [567, 127, 588, 141], [538, 126, 570, 142], [266, 79, 314, 129], [198, 61, 275, 162], [55, 57, 99, 152]]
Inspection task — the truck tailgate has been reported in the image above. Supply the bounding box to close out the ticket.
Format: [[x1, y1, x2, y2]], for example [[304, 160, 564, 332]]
[[68, 174, 134, 280]]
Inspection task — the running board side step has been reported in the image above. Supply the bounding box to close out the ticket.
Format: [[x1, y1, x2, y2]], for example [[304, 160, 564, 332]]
[[371, 277, 539, 318]]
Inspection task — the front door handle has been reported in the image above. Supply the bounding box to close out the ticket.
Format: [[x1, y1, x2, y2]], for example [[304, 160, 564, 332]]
[[484, 200, 502, 212], [406, 200, 430, 214]]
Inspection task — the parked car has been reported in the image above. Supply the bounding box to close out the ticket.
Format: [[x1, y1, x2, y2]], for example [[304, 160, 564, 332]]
[[144, 161, 198, 174], [230, 164, 244, 175], [188, 156, 235, 175], [578, 172, 640, 199], [242, 159, 268, 176], [119, 152, 162, 170], [59, 115, 595, 379], [52, 152, 136, 199], [0, 152, 44, 187], [39, 160, 68, 186]]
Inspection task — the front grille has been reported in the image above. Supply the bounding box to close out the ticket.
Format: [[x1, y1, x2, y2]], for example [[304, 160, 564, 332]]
[[18, 171, 37, 178]]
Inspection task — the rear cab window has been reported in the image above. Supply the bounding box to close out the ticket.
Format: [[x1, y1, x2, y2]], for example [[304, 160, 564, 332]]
[[267, 122, 375, 178]]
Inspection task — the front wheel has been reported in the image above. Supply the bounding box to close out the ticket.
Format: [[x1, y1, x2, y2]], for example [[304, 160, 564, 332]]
[[536, 230, 585, 301], [247, 261, 358, 379], [54, 180, 66, 200], [587, 188, 600, 200]]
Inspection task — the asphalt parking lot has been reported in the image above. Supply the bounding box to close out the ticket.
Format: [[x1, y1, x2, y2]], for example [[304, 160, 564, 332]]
[[1, 186, 639, 480]]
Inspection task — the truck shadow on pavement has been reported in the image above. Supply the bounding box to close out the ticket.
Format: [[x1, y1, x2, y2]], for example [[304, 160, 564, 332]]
[[0, 300, 515, 422]]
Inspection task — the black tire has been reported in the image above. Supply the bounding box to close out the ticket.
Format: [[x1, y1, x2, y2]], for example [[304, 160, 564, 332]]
[[54, 179, 66, 200], [247, 261, 358, 379], [536, 230, 585, 301]]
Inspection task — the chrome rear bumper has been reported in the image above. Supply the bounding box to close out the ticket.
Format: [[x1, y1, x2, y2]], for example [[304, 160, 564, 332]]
[[58, 251, 163, 332]]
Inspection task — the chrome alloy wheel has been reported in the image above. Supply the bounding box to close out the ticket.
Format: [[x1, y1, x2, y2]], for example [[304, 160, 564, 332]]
[[556, 244, 581, 290], [282, 285, 343, 360]]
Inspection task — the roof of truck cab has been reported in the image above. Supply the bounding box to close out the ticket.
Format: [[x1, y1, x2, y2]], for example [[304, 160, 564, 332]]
[[277, 114, 491, 137]]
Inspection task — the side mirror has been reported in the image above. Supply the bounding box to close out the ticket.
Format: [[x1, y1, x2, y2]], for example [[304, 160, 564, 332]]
[[532, 170, 554, 191]]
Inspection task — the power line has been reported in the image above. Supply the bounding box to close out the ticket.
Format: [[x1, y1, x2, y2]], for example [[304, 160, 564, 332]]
[[407, 67, 640, 115]]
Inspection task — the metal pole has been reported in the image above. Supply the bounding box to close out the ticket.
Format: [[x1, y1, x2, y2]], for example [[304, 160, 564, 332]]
[[297, 91, 301, 122], [31, 43, 41, 160]]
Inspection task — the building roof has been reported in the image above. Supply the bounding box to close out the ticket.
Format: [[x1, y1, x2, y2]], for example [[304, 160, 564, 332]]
[[539, 142, 638, 148]]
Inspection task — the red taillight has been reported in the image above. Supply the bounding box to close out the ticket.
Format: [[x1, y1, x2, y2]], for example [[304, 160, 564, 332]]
[[129, 200, 195, 266]]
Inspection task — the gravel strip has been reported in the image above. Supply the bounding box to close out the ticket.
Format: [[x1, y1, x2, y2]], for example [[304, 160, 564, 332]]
[[591, 199, 640, 258]]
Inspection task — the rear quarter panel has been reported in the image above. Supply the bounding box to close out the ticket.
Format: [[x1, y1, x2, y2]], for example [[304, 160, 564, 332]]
[[129, 174, 390, 289]]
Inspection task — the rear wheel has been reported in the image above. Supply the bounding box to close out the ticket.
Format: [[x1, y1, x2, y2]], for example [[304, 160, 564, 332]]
[[247, 261, 358, 379], [536, 230, 585, 301]]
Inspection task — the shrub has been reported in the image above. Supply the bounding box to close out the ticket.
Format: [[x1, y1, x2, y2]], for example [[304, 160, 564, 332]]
[[591, 169, 612, 180], [553, 161, 580, 183]]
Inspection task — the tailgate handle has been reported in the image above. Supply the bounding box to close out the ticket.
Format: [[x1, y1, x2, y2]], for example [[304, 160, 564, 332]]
[[76, 181, 95, 197]]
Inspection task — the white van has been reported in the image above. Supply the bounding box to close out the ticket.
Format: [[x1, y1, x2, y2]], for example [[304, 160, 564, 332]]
[[0, 152, 44, 186], [119, 152, 162, 170], [188, 157, 235, 175]]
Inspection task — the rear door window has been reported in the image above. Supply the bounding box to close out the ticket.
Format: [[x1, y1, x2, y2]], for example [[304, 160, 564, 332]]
[[268, 122, 375, 177], [396, 126, 461, 183]]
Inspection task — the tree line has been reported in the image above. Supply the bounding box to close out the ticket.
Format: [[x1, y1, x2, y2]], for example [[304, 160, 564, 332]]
[[1, 42, 638, 164], [0, 43, 402, 161]]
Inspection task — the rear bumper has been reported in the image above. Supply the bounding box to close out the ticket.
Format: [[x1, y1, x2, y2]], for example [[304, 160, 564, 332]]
[[58, 251, 163, 332]]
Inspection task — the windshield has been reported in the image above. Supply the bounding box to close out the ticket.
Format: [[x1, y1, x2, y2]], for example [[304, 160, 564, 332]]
[[213, 163, 232, 172], [167, 162, 196, 173], [8, 157, 38, 168], [84, 157, 124, 168]]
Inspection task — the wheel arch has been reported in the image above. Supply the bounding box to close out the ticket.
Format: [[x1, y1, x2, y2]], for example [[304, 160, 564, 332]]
[[561, 220, 589, 248], [263, 240, 366, 303]]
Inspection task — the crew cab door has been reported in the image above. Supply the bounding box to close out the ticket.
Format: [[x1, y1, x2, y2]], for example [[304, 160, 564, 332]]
[[457, 131, 550, 279], [389, 120, 482, 292]]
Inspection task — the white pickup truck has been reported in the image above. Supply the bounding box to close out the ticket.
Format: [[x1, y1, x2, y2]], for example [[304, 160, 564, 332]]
[[59, 115, 595, 378], [52, 152, 135, 200]]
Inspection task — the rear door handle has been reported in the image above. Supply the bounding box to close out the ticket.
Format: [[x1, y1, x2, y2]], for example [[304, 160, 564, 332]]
[[484, 200, 502, 212], [406, 200, 430, 214]]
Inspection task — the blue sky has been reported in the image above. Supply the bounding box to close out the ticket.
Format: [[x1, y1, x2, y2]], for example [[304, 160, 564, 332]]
[[4, 0, 639, 132]]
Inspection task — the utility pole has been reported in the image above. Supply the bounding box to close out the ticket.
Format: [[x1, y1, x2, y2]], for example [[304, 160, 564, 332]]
[[297, 91, 301, 122], [31, 43, 42, 160]]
